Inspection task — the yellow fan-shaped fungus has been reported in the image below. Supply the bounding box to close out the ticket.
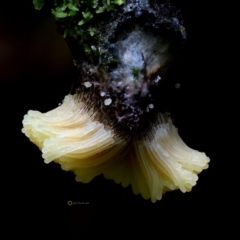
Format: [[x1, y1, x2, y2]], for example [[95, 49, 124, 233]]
[[22, 94, 209, 202]]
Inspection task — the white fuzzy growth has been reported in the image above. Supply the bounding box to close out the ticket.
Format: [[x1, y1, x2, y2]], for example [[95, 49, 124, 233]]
[[124, 0, 152, 13], [149, 104, 154, 109], [110, 28, 169, 99], [104, 98, 112, 106], [83, 81, 92, 88], [100, 91, 106, 97], [22, 95, 210, 202]]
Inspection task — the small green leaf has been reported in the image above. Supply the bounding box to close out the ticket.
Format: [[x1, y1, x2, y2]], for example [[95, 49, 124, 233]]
[[99, 48, 107, 55], [113, 0, 125, 5], [33, 0, 45, 10], [91, 45, 97, 51], [55, 6, 67, 12], [88, 27, 96, 36], [51, 10, 68, 18], [107, 5, 115, 11], [82, 11, 93, 20], [78, 20, 86, 25], [96, 6, 105, 13], [105, 0, 111, 5], [67, 3, 79, 11], [84, 0, 98, 8], [68, 10, 77, 16], [85, 46, 92, 53]]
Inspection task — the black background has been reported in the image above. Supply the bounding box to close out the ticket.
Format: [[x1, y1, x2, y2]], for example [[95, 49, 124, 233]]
[[1, 1, 226, 238]]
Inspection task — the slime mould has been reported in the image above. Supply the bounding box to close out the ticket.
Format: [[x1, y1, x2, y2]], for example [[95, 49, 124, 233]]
[[22, 0, 210, 202]]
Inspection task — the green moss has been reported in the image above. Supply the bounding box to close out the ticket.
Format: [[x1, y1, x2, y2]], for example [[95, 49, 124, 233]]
[[33, 0, 45, 10], [33, 0, 124, 21], [33, 0, 125, 62]]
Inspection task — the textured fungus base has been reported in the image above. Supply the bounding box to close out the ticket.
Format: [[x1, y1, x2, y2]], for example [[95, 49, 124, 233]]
[[22, 95, 209, 202]]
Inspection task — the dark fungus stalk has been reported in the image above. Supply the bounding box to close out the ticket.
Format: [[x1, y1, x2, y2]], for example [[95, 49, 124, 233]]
[[33, 0, 187, 138]]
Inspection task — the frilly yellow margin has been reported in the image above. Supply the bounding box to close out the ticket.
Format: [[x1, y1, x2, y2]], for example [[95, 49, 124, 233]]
[[22, 95, 209, 202]]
